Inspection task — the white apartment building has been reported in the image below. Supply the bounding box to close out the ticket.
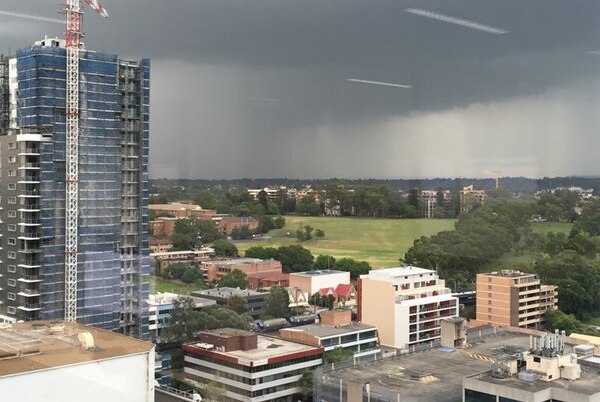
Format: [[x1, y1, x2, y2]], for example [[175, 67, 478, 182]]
[[358, 266, 459, 350]]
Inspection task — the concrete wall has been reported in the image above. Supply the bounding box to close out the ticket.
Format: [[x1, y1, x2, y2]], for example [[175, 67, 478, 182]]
[[289, 271, 351, 295], [360, 278, 396, 348], [0, 352, 154, 402]]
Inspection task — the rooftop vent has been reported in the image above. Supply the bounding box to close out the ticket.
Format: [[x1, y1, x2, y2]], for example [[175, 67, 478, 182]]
[[77, 332, 96, 350]]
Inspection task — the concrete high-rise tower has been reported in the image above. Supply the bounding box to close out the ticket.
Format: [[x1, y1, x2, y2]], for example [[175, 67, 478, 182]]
[[0, 37, 150, 338]]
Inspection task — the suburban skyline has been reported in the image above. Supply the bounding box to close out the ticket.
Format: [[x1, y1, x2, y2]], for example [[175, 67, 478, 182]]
[[3, 0, 600, 179]]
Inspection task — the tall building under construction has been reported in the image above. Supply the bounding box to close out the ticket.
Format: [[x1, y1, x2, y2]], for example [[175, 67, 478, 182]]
[[0, 37, 150, 338]]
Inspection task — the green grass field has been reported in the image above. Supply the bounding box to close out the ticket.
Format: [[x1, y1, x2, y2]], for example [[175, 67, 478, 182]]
[[148, 276, 199, 295], [530, 222, 573, 235], [236, 217, 455, 268]]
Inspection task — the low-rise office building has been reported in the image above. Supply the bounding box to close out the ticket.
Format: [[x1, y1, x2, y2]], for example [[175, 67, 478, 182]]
[[201, 258, 282, 282], [279, 309, 379, 358], [218, 216, 260, 235], [247, 272, 290, 290], [183, 328, 323, 402], [149, 202, 217, 219], [192, 287, 267, 318], [475, 270, 558, 329], [148, 292, 216, 339], [358, 266, 459, 349], [0, 321, 155, 402]]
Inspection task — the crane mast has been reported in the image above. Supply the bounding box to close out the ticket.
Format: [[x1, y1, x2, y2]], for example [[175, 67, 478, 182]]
[[63, 0, 108, 323]]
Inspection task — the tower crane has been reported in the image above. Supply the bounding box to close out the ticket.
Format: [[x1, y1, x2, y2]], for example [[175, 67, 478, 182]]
[[64, 0, 109, 322], [483, 169, 503, 190]]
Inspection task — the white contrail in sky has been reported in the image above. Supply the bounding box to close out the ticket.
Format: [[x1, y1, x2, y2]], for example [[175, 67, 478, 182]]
[[347, 78, 412, 89], [405, 8, 508, 35], [0, 10, 63, 24]]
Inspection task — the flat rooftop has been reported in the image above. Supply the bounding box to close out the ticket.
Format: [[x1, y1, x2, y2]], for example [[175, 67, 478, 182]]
[[281, 322, 376, 338], [192, 287, 265, 298], [292, 270, 346, 277], [205, 258, 267, 266], [322, 331, 558, 402], [220, 335, 319, 362], [467, 368, 600, 396], [0, 321, 153, 378], [364, 265, 435, 280]]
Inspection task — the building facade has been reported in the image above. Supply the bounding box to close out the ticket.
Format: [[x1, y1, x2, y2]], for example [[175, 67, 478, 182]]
[[289, 270, 351, 296], [475, 270, 558, 329], [358, 266, 459, 349], [191, 287, 267, 318], [0, 38, 150, 338], [201, 258, 282, 282], [147, 292, 216, 340], [184, 328, 323, 402], [279, 309, 380, 359]]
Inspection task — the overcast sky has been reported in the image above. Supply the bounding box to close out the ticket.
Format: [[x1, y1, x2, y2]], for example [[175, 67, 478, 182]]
[[3, 0, 600, 179]]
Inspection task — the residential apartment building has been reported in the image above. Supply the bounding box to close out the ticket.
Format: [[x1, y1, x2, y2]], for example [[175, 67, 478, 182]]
[[201, 258, 282, 282], [358, 266, 459, 349], [218, 216, 259, 235], [421, 189, 451, 218], [279, 309, 380, 359], [152, 248, 214, 275], [475, 270, 558, 329], [0, 321, 155, 402], [460, 184, 486, 212], [183, 328, 323, 402], [0, 38, 150, 338]]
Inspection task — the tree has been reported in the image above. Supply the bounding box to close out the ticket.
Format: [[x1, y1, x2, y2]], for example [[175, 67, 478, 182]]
[[314, 255, 336, 270], [212, 239, 238, 257], [163, 262, 189, 280], [181, 268, 201, 283], [297, 196, 321, 216], [231, 226, 253, 240], [172, 217, 222, 251], [325, 347, 354, 363], [260, 215, 275, 233], [194, 188, 218, 210], [245, 246, 278, 260], [315, 229, 325, 239], [296, 225, 314, 241], [545, 309, 581, 335], [257, 190, 269, 210], [263, 286, 291, 319], [273, 215, 285, 229], [334, 258, 371, 280], [276, 245, 314, 273], [227, 295, 249, 315], [218, 269, 249, 289], [299, 370, 314, 401], [577, 199, 600, 235]]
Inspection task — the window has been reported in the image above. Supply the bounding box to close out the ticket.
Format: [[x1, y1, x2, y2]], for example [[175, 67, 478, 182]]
[[8, 224, 16, 231], [7, 293, 16, 300], [8, 183, 16, 190], [7, 251, 16, 259], [7, 278, 16, 286], [7, 307, 16, 315], [7, 238, 16, 245], [8, 142, 15, 150], [8, 197, 16, 204], [7, 170, 16, 177], [8, 211, 16, 218], [7, 265, 16, 273], [8, 156, 16, 163]]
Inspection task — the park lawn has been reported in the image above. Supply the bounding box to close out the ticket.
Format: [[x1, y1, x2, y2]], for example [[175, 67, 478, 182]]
[[531, 222, 573, 235], [236, 217, 455, 268], [148, 276, 199, 295]]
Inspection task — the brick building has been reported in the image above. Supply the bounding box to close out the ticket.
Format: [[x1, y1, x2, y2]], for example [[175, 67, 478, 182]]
[[201, 258, 282, 282]]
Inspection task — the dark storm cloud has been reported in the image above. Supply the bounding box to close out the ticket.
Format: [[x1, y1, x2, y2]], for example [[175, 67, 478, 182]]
[[3, 0, 600, 178]]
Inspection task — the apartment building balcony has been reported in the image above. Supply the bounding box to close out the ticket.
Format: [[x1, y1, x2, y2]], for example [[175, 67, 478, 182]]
[[18, 163, 41, 170], [18, 147, 40, 156], [18, 219, 41, 226], [18, 274, 43, 283], [18, 288, 41, 297], [17, 303, 43, 311], [18, 246, 43, 254]]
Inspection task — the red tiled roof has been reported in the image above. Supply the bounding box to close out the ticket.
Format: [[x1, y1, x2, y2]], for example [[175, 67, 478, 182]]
[[335, 284, 355, 298], [319, 287, 337, 297]]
